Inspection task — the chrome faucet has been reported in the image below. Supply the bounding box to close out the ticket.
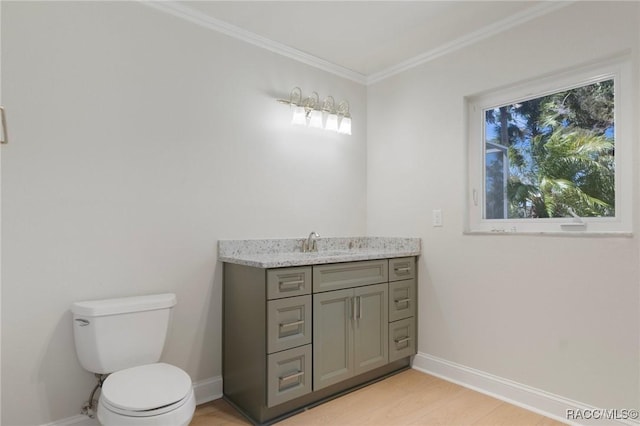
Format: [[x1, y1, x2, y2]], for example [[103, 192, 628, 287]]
[[303, 231, 320, 252]]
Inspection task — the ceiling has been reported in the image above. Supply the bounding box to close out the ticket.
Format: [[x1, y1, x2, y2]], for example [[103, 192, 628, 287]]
[[157, 1, 569, 84]]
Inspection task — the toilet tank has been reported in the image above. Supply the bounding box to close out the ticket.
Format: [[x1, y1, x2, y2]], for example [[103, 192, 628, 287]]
[[71, 293, 177, 374]]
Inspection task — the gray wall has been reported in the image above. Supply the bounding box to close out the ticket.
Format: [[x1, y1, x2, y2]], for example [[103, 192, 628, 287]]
[[367, 1, 639, 411], [1, 2, 367, 424]]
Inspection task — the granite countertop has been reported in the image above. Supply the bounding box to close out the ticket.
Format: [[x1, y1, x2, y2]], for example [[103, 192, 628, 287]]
[[218, 237, 421, 268]]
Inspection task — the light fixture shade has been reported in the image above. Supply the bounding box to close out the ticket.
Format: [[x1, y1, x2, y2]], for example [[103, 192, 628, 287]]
[[291, 106, 307, 126], [308, 109, 323, 129], [325, 113, 339, 132], [338, 116, 352, 135]]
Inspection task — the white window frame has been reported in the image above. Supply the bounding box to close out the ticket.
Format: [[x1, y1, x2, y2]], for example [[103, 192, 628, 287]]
[[466, 56, 633, 236]]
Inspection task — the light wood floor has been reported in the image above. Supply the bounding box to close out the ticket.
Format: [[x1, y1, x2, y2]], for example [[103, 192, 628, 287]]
[[191, 369, 566, 425]]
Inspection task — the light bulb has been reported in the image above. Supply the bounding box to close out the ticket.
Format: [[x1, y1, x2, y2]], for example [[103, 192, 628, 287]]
[[338, 116, 352, 135], [325, 113, 339, 132], [291, 106, 307, 126], [308, 109, 323, 129]]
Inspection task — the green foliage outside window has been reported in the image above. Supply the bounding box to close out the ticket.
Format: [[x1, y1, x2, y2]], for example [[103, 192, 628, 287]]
[[484, 79, 615, 219]]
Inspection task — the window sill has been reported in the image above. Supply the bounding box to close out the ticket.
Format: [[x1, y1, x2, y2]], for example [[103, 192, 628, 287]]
[[463, 230, 633, 238]]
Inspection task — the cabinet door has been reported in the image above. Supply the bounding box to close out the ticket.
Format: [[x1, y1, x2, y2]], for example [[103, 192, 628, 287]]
[[313, 288, 353, 391], [353, 283, 388, 375]]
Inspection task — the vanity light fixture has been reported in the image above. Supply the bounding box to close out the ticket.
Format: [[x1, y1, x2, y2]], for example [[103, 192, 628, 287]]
[[277, 87, 352, 135]]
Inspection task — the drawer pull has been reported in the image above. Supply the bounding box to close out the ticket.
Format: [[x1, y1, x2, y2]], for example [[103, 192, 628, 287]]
[[394, 267, 411, 273], [279, 319, 304, 329], [394, 336, 411, 345], [279, 279, 304, 288], [279, 370, 304, 382], [395, 298, 411, 305]]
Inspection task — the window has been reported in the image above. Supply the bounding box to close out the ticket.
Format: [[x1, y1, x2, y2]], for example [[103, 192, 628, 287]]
[[466, 57, 633, 235]]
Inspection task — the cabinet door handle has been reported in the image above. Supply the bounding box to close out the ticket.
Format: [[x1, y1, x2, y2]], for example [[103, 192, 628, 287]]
[[0, 106, 7, 145], [279, 319, 304, 329], [394, 266, 410, 273], [394, 336, 411, 345], [279, 370, 304, 382], [352, 296, 361, 320], [352, 297, 357, 321], [394, 298, 411, 305]]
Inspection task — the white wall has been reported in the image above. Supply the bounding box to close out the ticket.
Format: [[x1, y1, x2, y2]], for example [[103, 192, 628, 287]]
[[0, 2, 367, 424], [3, 1, 639, 425], [367, 1, 639, 411]]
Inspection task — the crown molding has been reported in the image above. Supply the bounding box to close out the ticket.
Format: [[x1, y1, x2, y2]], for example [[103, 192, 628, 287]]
[[140, 0, 573, 87], [366, 1, 574, 85], [139, 0, 368, 85]]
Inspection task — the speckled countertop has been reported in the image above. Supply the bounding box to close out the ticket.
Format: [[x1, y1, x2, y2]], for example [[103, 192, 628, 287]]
[[218, 237, 421, 268]]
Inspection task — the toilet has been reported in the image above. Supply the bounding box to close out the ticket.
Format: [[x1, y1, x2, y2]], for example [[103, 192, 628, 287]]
[[71, 293, 195, 426]]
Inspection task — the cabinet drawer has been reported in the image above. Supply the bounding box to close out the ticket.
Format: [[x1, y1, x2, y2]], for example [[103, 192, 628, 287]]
[[389, 257, 416, 282], [389, 278, 416, 322], [267, 295, 312, 354], [313, 260, 388, 293], [389, 318, 416, 362], [267, 345, 312, 407], [267, 267, 312, 300]]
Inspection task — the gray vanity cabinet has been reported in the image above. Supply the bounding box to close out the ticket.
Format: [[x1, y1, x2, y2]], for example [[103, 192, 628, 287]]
[[223, 256, 416, 425]]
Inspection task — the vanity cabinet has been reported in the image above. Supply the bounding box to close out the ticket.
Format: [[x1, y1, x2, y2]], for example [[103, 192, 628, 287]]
[[223, 256, 416, 425]]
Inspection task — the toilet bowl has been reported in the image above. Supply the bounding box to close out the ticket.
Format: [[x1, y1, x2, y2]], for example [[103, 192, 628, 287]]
[[97, 363, 195, 426]]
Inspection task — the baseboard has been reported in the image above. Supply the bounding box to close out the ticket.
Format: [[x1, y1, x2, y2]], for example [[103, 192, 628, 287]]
[[40, 414, 98, 426], [412, 352, 639, 426], [42, 375, 224, 426], [193, 374, 224, 405]]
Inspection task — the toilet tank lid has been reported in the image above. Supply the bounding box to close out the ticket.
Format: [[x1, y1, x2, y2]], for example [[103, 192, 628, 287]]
[[71, 293, 177, 317]]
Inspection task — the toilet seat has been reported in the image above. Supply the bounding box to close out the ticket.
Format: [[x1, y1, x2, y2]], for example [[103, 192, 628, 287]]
[[97, 389, 195, 426], [101, 363, 192, 416], [101, 389, 192, 417]]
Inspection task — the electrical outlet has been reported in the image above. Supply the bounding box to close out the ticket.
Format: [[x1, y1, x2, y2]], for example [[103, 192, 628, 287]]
[[432, 209, 442, 227]]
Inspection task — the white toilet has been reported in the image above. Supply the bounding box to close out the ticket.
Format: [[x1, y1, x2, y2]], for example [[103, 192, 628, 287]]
[[71, 293, 196, 426]]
